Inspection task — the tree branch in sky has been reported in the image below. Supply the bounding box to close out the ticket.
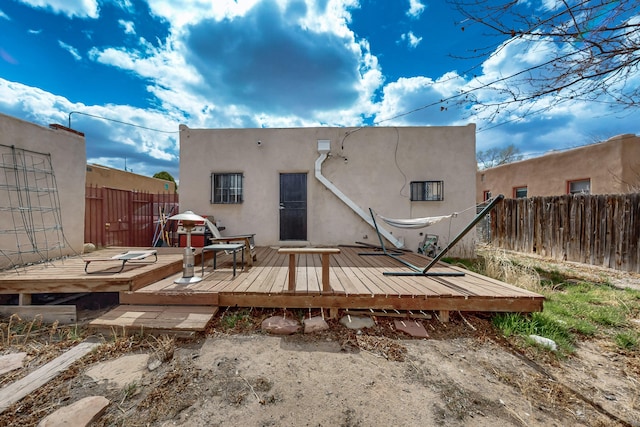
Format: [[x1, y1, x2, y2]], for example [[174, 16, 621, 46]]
[[450, 0, 640, 118]]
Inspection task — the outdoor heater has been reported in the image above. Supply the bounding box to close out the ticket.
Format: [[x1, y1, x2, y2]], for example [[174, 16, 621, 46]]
[[168, 210, 205, 284]]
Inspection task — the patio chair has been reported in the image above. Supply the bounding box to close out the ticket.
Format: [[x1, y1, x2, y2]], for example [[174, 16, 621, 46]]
[[84, 250, 158, 274], [204, 219, 257, 264]]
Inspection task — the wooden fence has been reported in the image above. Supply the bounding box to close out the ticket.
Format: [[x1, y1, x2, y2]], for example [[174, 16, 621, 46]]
[[85, 186, 179, 248], [490, 193, 640, 273]]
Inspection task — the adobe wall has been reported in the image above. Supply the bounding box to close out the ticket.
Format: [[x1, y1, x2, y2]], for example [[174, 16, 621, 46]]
[[0, 114, 86, 269], [86, 164, 176, 193], [179, 125, 478, 257], [476, 134, 640, 201]]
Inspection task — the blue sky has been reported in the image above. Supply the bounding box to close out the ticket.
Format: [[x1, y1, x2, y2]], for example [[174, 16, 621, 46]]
[[0, 0, 638, 180]]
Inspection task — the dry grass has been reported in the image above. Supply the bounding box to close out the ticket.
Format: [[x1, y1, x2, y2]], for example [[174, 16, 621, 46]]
[[476, 244, 542, 292]]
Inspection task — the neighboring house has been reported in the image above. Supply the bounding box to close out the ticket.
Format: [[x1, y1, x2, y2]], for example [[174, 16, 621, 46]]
[[178, 125, 478, 257], [477, 134, 640, 203], [0, 114, 86, 269], [86, 163, 176, 193]]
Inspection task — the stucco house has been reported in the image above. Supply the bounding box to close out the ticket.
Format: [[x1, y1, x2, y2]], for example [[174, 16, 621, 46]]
[[178, 124, 479, 257], [0, 114, 86, 270], [477, 133, 640, 202]]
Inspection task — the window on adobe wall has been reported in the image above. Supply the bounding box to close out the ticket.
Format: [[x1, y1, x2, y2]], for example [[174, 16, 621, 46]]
[[514, 186, 527, 198], [211, 173, 243, 204], [483, 190, 492, 201], [568, 179, 590, 195], [410, 181, 444, 201]]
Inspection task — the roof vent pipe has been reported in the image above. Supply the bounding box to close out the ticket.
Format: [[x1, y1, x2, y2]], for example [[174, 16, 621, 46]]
[[315, 140, 404, 249]]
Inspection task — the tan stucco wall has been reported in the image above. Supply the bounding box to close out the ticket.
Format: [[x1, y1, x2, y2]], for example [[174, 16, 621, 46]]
[[86, 164, 176, 193], [179, 125, 478, 257], [0, 114, 86, 269], [476, 134, 640, 202]]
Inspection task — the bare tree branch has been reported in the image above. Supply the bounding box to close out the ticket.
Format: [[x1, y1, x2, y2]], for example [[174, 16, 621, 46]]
[[449, 0, 640, 117]]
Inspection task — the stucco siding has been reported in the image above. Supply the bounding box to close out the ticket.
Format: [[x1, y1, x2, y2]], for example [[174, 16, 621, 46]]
[[0, 113, 86, 269], [477, 134, 639, 201], [179, 125, 477, 257]]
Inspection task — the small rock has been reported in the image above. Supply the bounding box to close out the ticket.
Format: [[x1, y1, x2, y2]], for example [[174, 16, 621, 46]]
[[394, 320, 429, 338], [339, 315, 375, 330], [303, 316, 329, 333], [38, 396, 109, 427], [82, 243, 97, 253], [85, 354, 150, 388], [147, 358, 162, 371], [0, 352, 27, 376], [261, 316, 300, 335]]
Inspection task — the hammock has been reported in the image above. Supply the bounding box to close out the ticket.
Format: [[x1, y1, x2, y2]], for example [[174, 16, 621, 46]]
[[377, 213, 453, 229], [364, 194, 505, 277]]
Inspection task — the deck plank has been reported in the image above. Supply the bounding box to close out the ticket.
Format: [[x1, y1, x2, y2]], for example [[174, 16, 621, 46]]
[[233, 246, 281, 294], [331, 253, 375, 296]]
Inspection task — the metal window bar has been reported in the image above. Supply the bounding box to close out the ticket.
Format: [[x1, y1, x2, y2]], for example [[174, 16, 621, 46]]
[[212, 173, 243, 204], [410, 181, 444, 201]]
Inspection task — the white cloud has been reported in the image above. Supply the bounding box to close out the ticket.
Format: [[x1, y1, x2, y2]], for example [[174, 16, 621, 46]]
[[85, 0, 379, 127], [406, 0, 425, 18], [400, 31, 422, 48], [373, 73, 468, 126], [17, 0, 99, 19], [28, 29, 42, 34], [540, 0, 562, 12], [146, 0, 261, 28], [0, 9, 9, 20], [58, 41, 82, 61], [0, 78, 182, 177], [118, 19, 136, 35]]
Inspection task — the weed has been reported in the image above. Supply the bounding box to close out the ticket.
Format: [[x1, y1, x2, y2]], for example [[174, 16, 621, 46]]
[[121, 381, 139, 404], [614, 331, 639, 350], [492, 312, 574, 354], [220, 309, 252, 330]]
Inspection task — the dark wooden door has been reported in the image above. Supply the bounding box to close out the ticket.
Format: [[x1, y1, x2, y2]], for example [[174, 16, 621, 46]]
[[279, 173, 307, 241]]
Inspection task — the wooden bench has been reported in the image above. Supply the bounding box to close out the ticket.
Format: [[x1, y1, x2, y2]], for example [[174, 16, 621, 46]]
[[277, 248, 340, 293], [84, 250, 158, 274]]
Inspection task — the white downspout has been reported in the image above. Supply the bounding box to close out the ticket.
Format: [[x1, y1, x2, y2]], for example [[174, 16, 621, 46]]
[[314, 144, 404, 249]]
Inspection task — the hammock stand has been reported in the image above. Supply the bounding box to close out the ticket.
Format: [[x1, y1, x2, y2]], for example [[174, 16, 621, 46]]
[[365, 195, 504, 277]]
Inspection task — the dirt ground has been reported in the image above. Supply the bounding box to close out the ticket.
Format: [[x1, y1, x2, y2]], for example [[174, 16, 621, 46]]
[[1, 253, 640, 427]]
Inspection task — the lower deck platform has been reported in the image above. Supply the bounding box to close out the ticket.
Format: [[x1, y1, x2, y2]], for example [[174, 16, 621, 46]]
[[0, 245, 544, 331]]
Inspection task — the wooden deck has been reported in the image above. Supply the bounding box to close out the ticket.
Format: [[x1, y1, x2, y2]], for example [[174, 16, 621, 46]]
[[0, 247, 185, 295], [0, 246, 544, 330], [120, 246, 544, 314]]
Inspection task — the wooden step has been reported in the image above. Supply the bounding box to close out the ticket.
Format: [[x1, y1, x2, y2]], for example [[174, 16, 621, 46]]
[[89, 305, 218, 337]]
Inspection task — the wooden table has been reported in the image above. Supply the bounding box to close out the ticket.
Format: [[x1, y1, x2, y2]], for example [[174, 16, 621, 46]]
[[210, 234, 256, 267], [277, 248, 341, 293], [202, 243, 244, 277]]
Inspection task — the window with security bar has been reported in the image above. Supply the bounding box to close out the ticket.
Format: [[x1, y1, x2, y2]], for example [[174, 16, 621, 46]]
[[514, 186, 528, 198], [211, 173, 243, 204], [568, 179, 590, 195], [410, 180, 444, 201]]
